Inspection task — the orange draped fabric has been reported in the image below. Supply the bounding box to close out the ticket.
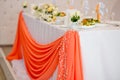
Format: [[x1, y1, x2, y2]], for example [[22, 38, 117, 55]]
[[6, 11, 84, 80]]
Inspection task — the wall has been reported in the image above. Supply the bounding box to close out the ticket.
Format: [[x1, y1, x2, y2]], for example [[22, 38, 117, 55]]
[[0, 0, 119, 45]]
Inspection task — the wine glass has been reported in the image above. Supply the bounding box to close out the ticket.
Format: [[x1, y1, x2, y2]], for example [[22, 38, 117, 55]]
[[104, 8, 110, 22], [66, 0, 74, 9], [110, 12, 115, 21], [81, 0, 90, 18]]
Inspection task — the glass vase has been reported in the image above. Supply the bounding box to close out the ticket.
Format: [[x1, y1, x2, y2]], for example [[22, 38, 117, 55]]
[[70, 22, 78, 30]]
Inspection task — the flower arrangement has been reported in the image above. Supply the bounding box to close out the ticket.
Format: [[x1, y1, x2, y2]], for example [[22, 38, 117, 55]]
[[22, 1, 28, 8], [81, 18, 100, 26], [70, 11, 80, 22], [31, 4, 66, 22]]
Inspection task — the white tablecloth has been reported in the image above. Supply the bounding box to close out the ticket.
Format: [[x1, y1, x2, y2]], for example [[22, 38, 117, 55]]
[[12, 13, 120, 80]]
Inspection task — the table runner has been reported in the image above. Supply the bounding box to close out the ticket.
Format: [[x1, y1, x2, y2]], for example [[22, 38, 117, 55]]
[[6, 11, 83, 80]]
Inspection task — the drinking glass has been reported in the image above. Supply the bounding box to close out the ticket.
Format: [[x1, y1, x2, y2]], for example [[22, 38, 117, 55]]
[[110, 12, 115, 21]]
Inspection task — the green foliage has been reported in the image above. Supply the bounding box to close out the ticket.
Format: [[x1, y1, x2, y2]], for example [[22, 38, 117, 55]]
[[23, 5, 27, 8], [71, 12, 80, 22]]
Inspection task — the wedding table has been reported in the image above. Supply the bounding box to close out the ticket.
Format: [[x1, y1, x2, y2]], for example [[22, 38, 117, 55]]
[[8, 12, 120, 80]]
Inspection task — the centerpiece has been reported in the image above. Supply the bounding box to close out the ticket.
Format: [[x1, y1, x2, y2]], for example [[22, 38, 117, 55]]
[[81, 18, 99, 26], [71, 12, 80, 22], [30, 3, 66, 23], [22, 2, 66, 23], [70, 11, 80, 29], [22, 1, 29, 12], [79, 18, 100, 29]]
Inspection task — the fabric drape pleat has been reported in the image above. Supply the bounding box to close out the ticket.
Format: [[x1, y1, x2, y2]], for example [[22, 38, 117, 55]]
[[6, 11, 84, 80]]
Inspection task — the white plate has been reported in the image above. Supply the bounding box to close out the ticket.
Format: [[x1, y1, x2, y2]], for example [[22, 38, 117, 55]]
[[95, 23, 107, 27]]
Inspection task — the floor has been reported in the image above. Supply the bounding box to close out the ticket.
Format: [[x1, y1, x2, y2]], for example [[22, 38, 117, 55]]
[[2, 46, 12, 56], [0, 65, 6, 80], [0, 46, 12, 80]]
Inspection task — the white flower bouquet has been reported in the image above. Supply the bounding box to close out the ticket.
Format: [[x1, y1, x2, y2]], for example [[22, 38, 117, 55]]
[[30, 3, 66, 22]]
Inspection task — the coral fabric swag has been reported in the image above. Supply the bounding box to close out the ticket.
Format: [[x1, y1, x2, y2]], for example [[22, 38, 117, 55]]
[[6, 12, 84, 80]]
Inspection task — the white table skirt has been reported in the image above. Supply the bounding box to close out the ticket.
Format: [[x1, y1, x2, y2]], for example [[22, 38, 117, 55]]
[[11, 13, 120, 80]]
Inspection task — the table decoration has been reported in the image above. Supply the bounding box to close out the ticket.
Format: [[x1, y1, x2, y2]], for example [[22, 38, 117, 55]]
[[22, 2, 66, 23], [30, 3, 58, 22], [64, 9, 80, 26], [22, 1, 29, 12], [79, 18, 100, 29], [22, 1, 28, 8], [81, 18, 99, 26], [71, 12, 80, 22], [70, 11, 80, 29], [30, 3, 66, 23]]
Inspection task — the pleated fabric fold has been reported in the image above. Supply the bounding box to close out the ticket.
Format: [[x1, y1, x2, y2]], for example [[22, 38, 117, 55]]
[[6, 11, 84, 80]]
